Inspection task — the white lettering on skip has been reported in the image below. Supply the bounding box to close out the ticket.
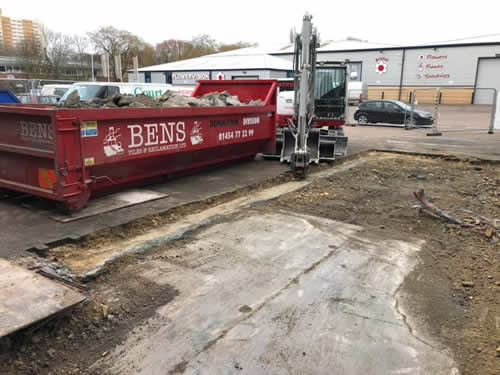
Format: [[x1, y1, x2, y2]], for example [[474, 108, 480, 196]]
[[128, 122, 186, 148]]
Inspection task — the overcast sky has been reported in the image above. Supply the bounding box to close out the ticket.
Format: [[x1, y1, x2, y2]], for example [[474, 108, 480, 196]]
[[3, 1, 500, 49]]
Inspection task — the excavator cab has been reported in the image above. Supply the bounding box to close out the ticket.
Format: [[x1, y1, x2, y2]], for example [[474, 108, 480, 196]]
[[313, 63, 348, 161], [314, 63, 347, 122]]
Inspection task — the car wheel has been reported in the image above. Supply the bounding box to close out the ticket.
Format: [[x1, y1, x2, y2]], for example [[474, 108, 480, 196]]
[[357, 114, 368, 125]]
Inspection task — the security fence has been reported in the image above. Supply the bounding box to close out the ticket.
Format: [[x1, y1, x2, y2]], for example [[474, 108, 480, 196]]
[[346, 87, 497, 134], [0, 78, 75, 104]]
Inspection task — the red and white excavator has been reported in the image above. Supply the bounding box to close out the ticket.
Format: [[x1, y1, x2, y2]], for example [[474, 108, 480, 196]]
[[265, 14, 348, 177]]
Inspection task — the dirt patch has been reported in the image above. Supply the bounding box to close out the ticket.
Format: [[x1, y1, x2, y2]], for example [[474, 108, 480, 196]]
[[43, 170, 297, 276], [0, 256, 179, 375], [268, 153, 499, 375]]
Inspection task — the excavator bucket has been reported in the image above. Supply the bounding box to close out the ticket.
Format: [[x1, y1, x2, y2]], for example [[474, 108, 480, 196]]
[[320, 128, 348, 159], [318, 132, 336, 161], [262, 129, 283, 160], [280, 128, 347, 164], [281, 128, 321, 164], [307, 129, 321, 163], [333, 135, 348, 157], [280, 128, 295, 163]]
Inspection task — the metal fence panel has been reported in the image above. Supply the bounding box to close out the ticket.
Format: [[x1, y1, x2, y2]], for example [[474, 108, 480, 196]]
[[0, 78, 75, 105], [346, 87, 495, 134]]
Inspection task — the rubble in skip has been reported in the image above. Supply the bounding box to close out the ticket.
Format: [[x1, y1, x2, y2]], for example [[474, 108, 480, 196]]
[[59, 90, 264, 109]]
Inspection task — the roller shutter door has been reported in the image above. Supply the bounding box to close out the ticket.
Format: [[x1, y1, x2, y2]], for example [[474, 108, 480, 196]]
[[474, 58, 500, 104]]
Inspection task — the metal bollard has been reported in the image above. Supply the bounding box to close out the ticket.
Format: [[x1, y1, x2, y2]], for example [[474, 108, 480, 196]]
[[488, 89, 497, 134]]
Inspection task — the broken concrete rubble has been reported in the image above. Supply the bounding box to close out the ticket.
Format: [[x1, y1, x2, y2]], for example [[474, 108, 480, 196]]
[[117, 95, 134, 107], [133, 94, 160, 107], [61, 90, 81, 108], [59, 90, 264, 109]]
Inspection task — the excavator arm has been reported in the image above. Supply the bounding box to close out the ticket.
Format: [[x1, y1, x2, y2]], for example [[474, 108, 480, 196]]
[[290, 13, 317, 177], [264, 14, 348, 177]]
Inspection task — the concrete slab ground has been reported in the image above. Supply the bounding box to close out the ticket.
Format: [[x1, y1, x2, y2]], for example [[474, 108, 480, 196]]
[[346, 126, 500, 160], [91, 210, 458, 375], [346, 103, 500, 159]]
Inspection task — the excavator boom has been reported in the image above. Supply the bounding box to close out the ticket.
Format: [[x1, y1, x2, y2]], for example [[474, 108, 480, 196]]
[[264, 14, 348, 177]]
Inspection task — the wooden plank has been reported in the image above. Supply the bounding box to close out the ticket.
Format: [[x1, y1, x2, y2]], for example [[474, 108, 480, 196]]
[[0, 259, 85, 338], [367, 86, 474, 104], [414, 88, 473, 105]]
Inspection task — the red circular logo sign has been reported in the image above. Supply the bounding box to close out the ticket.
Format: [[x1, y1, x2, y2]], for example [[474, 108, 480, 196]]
[[375, 61, 387, 74]]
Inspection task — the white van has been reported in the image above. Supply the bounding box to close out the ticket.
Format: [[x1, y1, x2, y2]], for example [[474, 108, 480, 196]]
[[60, 82, 194, 103], [277, 90, 294, 115], [347, 81, 368, 105], [41, 84, 72, 98]]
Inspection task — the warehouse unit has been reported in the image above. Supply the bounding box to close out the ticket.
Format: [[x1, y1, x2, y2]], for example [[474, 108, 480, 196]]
[[129, 47, 292, 87], [271, 36, 500, 104]]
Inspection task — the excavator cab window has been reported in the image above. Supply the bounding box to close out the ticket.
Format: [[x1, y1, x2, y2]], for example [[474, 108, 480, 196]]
[[314, 67, 346, 120]]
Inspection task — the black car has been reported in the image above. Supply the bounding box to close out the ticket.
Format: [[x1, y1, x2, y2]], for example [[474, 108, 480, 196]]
[[354, 100, 434, 126]]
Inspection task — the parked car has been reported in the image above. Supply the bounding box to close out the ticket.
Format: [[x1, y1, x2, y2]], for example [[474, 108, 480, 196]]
[[354, 100, 434, 126], [41, 84, 72, 98], [347, 80, 367, 105]]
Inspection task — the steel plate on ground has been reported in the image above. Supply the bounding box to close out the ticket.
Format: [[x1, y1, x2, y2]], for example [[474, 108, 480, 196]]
[[24, 189, 168, 223], [0, 259, 85, 338]]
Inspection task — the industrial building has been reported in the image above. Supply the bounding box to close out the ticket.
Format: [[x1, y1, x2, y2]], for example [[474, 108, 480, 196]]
[[0, 8, 45, 50], [271, 36, 500, 105], [128, 47, 292, 86], [131, 35, 500, 105]]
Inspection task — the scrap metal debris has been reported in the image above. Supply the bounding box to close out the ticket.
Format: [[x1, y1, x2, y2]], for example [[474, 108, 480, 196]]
[[413, 189, 499, 236], [59, 90, 264, 109], [17, 256, 87, 290], [29, 267, 89, 292], [413, 189, 466, 225]]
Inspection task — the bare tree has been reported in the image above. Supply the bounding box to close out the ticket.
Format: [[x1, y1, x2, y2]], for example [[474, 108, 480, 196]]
[[72, 34, 90, 77], [88, 26, 149, 81], [0, 45, 16, 57], [218, 41, 256, 53], [16, 39, 44, 74], [185, 34, 217, 59], [153, 36, 255, 65], [43, 28, 74, 75], [154, 39, 190, 64], [87, 26, 256, 78], [138, 44, 154, 67]]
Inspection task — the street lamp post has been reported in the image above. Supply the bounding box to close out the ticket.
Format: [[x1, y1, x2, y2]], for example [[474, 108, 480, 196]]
[[91, 54, 95, 82]]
